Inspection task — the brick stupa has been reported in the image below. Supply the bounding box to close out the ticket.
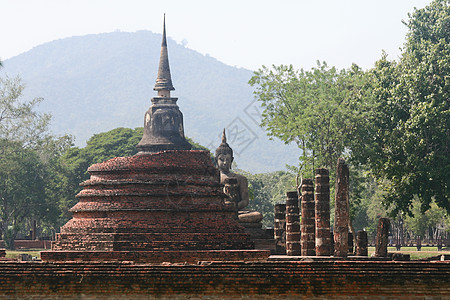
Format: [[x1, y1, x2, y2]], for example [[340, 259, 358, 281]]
[[41, 16, 269, 263]]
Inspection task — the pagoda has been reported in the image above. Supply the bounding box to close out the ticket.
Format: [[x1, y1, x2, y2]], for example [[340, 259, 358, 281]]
[[41, 16, 269, 263], [136, 14, 191, 153]]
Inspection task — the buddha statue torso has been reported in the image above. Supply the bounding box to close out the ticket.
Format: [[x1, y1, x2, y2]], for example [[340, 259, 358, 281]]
[[215, 130, 263, 224]]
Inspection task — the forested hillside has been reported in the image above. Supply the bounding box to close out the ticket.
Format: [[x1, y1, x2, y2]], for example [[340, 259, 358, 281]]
[[1, 30, 298, 172]]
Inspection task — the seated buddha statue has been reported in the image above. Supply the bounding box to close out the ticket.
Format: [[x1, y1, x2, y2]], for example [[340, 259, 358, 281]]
[[215, 130, 263, 223]]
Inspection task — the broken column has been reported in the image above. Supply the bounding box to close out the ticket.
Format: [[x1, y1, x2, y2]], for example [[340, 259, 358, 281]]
[[348, 232, 354, 255], [300, 178, 315, 256], [375, 217, 390, 257], [285, 191, 301, 256], [274, 203, 286, 254], [333, 158, 349, 257], [315, 168, 331, 256], [356, 230, 368, 256]]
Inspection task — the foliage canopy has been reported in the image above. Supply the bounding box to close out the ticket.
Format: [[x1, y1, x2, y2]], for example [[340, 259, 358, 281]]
[[0, 76, 72, 248], [249, 0, 449, 216]]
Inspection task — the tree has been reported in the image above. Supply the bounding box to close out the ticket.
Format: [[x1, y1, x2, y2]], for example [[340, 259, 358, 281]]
[[0, 76, 51, 146], [240, 170, 296, 228], [249, 0, 449, 217], [404, 199, 450, 240], [359, 0, 449, 215], [0, 76, 71, 248], [249, 62, 374, 232], [0, 142, 47, 248], [249, 62, 371, 179]]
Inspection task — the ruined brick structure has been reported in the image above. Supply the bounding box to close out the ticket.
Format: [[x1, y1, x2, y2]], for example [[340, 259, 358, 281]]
[[136, 14, 191, 153], [334, 158, 349, 257], [300, 178, 315, 256], [375, 217, 390, 257], [273, 203, 286, 254], [41, 16, 269, 263], [315, 168, 332, 256], [356, 230, 368, 256], [285, 191, 301, 256], [1, 16, 448, 300], [41, 150, 268, 262], [1, 260, 449, 298]]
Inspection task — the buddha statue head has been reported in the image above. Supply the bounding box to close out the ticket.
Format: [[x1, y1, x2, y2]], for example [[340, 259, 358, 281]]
[[215, 129, 233, 174]]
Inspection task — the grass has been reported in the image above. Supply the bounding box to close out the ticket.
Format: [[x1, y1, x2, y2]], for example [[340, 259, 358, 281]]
[[368, 246, 449, 260], [5, 249, 45, 260], [4, 246, 449, 261]]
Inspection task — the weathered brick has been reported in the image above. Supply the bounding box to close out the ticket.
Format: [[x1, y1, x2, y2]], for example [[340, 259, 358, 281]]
[[0, 260, 448, 298], [44, 150, 269, 262]]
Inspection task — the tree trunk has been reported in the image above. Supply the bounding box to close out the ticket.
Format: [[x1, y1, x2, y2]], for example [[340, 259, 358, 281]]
[[4, 228, 16, 250]]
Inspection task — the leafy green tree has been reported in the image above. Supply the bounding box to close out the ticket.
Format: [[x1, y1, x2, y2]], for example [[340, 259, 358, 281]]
[[0, 76, 51, 146], [0, 76, 72, 248], [249, 62, 374, 232], [404, 199, 450, 240], [249, 62, 371, 178], [38, 135, 75, 231], [359, 0, 449, 215], [186, 137, 210, 151], [240, 170, 296, 228], [0, 142, 47, 248], [250, 0, 449, 218]]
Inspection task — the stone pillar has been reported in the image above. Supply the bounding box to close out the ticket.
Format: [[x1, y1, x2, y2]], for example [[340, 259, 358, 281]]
[[375, 217, 390, 257], [356, 230, 368, 256], [274, 203, 286, 255], [285, 191, 301, 256], [315, 168, 331, 256], [348, 232, 354, 255], [333, 158, 349, 257], [300, 179, 315, 256]]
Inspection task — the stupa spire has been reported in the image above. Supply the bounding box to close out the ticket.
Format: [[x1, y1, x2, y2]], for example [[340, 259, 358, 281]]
[[136, 14, 191, 153], [154, 14, 175, 93]]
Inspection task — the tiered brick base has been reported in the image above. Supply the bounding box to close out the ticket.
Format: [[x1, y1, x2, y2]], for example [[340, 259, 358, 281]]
[[42, 150, 269, 262], [40, 249, 268, 263]]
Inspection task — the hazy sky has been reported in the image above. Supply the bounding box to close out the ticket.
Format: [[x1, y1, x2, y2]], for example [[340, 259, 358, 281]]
[[2, 0, 431, 71]]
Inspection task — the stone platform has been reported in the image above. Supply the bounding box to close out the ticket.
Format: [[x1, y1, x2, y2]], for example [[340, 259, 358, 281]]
[[42, 150, 269, 262], [41, 249, 269, 263]]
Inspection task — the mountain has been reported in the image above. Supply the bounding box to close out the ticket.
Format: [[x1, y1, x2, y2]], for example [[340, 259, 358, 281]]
[[1, 30, 298, 173]]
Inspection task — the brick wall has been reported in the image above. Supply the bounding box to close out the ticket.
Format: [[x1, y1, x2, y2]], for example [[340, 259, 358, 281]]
[[0, 240, 51, 249], [0, 260, 448, 298]]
